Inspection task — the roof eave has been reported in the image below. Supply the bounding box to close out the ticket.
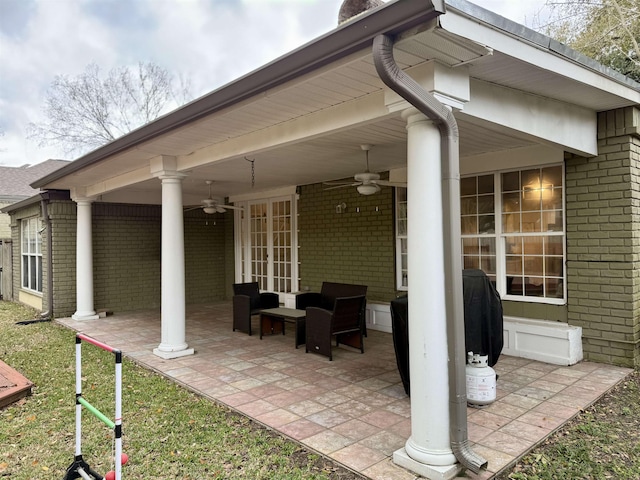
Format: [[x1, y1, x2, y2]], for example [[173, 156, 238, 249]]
[[1, 190, 71, 214], [32, 0, 445, 190], [444, 0, 640, 91]]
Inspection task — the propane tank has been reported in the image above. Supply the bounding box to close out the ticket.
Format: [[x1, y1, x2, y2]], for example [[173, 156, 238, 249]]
[[466, 352, 496, 407]]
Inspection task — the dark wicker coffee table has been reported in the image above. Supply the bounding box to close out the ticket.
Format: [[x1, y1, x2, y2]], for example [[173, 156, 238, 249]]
[[259, 308, 306, 348]]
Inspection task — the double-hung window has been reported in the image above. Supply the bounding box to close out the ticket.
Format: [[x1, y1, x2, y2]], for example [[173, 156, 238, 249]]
[[396, 164, 565, 303], [21, 217, 43, 293], [461, 165, 565, 302]]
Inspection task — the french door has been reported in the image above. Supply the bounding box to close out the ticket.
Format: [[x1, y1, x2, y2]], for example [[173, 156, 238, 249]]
[[235, 194, 298, 297]]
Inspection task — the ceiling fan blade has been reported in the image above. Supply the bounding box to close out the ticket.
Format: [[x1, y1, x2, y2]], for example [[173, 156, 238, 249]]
[[184, 206, 202, 212], [323, 181, 358, 186], [375, 180, 408, 188], [323, 183, 359, 191], [220, 204, 244, 211]]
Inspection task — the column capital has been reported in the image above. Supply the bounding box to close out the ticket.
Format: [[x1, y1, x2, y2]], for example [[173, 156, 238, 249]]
[[150, 155, 188, 180], [155, 172, 188, 182], [384, 61, 469, 114], [70, 187, 98, 203]]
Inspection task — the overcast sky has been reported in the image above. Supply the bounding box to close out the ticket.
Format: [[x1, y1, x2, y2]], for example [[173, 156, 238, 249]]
[[0, 0, 547, 168]]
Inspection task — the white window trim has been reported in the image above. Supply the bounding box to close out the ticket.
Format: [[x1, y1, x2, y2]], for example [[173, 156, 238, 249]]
[[21, 217, 43, 294]]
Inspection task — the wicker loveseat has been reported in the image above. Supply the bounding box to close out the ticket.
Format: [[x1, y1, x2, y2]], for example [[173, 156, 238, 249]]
[[296, 282, 368, 360]]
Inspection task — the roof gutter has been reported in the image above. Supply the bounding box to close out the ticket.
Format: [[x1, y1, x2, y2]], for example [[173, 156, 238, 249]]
[[373, 33, 487, 474], [32, 0, 446, 190]]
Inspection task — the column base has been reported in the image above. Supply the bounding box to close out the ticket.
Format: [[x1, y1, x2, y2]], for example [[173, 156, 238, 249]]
[[72, 311, 100, 321], [153, 347, 195, 359], [393, 448, 461, 480]]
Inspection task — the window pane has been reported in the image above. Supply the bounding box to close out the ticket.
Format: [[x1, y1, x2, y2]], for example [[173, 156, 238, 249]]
[[507, 276, 522, 295], [523, 237, 543, 255], [525, 278, 544, 296], [29, 255, 36, 289], [502, 192, 520, 212], [477, 195, 494, 214], [460, 177, 476, 196], [480, 237, 495, 255], [542, 187, 563, 210], [542, 165, 562, 187], [29, 219, 37, 253], [464, 256, 479, 269], [522, 196, 541, 212], [23, 256, 29, 287], [462, 237, 478, 254], [481, 256, 495, 274], [522, 169, 540, 189], [37, 256, 43, 292], [545, 278, 563, 298], [524, 256, 544, 276], [546, 236, 564, 255], [545, 256, 563, 277], [461, 216, 477, 235], [503, 213, 520, 233], [543, 211, 563, 231], [398, 218, 407, 236], [22, 221, 29, 251], [502, 171, 519, 191], [477, 174, 494, 194], [461, 197, 477, 215], [478, 215, 495, 234], [506, 256, 522, 275], [522, 212, 541, 232]]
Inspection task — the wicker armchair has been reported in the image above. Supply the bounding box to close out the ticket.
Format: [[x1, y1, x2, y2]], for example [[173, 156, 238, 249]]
[[232, 282, 279, 336], [305, 295, 366, 361]]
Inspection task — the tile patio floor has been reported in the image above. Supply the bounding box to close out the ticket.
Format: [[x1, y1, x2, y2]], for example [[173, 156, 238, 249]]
[[57, 303, 632, 480]]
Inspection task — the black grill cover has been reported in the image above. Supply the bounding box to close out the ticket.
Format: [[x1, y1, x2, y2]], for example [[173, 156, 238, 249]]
[[389, 270, 504, 396], [462, 269, 503, 367], [390, 295, 409, 395]]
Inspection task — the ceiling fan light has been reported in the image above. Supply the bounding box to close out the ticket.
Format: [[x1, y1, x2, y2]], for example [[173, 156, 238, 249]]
[[203, 206, 217, 214], [357, 184, 379, 195]]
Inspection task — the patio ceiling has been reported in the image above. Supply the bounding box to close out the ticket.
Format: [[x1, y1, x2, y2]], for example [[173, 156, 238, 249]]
[[36, 0, 638, 205]]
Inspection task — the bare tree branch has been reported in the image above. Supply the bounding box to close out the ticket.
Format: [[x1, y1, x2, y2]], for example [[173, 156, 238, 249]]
[[28, 62, 192, 156]]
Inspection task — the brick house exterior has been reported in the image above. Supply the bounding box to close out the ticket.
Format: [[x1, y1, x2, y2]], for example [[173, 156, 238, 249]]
[[3, 1, 639, 370], [565, 107, 640, 366]]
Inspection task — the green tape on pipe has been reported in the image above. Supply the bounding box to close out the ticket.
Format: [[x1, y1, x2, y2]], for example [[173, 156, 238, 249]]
[[78, 396, 115, 429]]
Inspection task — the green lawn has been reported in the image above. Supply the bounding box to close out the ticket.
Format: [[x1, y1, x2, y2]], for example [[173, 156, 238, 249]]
[[0, 302, 362, 479]]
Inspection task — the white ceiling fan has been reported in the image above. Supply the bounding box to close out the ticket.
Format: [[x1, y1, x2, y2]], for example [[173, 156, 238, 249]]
[[323, 144, 407, 195], [184, 180, 243, 214]]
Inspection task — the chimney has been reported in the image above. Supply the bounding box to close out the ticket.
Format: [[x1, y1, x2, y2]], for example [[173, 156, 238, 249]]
[[338, 0, 385, 24]]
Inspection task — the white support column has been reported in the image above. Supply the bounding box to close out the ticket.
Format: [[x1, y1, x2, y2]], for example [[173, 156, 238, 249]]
[[153, 172, 194, 359], [393, 110, 459, 480], [72, 198, 99, 321]]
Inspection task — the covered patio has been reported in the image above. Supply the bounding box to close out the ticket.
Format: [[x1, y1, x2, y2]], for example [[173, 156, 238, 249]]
[[57, 305, 631, 480]]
